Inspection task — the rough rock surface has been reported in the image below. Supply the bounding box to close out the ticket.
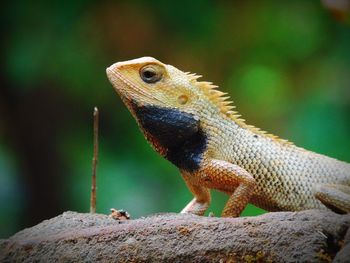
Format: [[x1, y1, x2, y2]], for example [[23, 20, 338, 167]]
[[0, 210, 349, 262]]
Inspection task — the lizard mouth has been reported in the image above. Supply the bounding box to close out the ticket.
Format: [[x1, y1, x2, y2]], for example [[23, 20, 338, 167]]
[[106, 64, 164, 105], [106, 65, 126, 93]]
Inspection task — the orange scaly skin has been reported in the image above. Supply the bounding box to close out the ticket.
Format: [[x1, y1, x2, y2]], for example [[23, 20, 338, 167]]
[[106, 57, 350, 217]]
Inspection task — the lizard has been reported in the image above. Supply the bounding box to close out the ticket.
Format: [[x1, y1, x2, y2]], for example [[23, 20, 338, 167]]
[[106, 56, 350, 217]]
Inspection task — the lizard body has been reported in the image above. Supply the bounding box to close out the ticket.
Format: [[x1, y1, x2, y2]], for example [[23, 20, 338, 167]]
[[106, 57, 350, 217]]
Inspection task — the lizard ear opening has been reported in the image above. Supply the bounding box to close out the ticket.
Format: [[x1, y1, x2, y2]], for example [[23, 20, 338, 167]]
[[177, 95, 188, 105]]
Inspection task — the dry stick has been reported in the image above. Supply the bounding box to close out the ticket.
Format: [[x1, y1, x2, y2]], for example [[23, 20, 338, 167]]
[[90, 107, 99, 213]]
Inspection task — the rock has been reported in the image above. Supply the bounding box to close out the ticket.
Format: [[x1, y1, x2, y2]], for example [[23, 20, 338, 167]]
[[0, 210, 349, 262]]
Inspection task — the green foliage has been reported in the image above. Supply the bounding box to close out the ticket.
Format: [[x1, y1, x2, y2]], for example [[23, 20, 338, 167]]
[[0, 0, 349, 238]]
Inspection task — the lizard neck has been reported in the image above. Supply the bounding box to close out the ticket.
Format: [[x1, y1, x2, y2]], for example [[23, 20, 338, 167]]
[[130, 103, 208, 172]]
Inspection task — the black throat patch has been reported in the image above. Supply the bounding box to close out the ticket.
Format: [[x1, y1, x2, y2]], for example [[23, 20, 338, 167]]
[[132, 103, 207, 172]]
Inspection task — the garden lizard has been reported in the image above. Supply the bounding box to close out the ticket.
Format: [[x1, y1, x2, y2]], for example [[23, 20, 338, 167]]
[[106, 57, 350, 217]]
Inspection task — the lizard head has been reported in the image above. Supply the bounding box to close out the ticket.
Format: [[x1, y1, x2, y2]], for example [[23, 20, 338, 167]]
[[106, 57, 197, 113], [106, 56, 234, 120]]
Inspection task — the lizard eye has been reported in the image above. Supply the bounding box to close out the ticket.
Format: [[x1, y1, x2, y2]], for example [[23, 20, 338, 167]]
[[140, 65, 162, 83]]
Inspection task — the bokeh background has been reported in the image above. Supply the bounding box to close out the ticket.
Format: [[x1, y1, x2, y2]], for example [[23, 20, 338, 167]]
[[1, 0, 350, 238]]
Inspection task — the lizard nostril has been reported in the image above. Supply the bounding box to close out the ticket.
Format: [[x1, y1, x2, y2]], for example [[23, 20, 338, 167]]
[[106, 64, 117, 74]]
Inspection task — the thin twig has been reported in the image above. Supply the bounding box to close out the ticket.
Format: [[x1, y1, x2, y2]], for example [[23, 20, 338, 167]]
[[90, 107, 99, 213]]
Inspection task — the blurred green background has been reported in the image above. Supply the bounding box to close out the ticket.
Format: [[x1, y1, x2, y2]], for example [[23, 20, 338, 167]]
[[0, 0, 349, 238]]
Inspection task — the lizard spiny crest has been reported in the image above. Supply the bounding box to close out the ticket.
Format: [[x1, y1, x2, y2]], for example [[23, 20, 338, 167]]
[[186, 72, 292, 145]]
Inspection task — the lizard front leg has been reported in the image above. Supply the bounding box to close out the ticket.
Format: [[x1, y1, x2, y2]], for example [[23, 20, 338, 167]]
[[180, 172, 211, 216], [199, 159, 256, 217]]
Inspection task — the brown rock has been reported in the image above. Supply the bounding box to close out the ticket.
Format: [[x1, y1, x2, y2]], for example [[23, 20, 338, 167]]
[[0, 210, 349, 262]]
